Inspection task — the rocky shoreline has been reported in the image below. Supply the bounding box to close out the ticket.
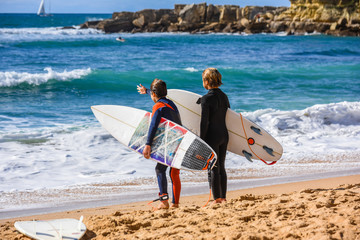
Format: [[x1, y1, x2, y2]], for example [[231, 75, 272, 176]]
[[80, 1, 360, 36]]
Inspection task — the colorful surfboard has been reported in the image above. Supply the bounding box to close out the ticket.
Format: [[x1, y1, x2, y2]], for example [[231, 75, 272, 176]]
[[91, 105, 217, 171]]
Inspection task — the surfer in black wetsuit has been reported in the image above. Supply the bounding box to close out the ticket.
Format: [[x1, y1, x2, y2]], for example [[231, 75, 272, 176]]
[[200, 68, 230, 204], [116, 36, 125, 42], [137, 79, 182, 210]]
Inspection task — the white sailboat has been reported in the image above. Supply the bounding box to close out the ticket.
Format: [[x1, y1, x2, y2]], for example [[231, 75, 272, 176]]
[[37, 0, 52, 16]]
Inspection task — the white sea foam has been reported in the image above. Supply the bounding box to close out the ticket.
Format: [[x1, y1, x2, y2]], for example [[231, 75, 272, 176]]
[[184, 67, 199, 72], [1, 101, 359, 209], [0, 27, 102, 36], [0, 67, 92, 87], [241, 101, 360, 165], [0, 126, 154, 193], [0, 27, 104, 42], [86, 17, 104, 21], [243, 101, 360, 147]]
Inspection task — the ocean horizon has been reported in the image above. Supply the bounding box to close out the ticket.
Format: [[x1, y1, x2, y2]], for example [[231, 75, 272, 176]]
[[1, 13, 359, 212]]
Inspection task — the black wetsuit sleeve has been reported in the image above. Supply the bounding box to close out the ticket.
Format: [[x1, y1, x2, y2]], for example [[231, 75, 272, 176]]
[[200, 98, 210, 140]]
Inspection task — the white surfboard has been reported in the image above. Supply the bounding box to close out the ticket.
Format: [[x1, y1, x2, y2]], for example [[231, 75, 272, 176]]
[[91, 105, 217, 171], [167, 89, 283, 164], [14, 216, 86, 240]]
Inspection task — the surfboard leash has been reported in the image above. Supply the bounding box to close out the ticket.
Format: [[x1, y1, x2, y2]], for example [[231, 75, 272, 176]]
[[147, 194, 169, 210], [202, 188, 212, 208], [239, 113, 277, 166]]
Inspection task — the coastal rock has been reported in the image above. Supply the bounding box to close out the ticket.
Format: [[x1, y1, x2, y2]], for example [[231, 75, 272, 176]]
[[146, 22, 163, 32], [326, 24, 360, 36], [316, 22, 331, 32], [132, 15, 145, 28], [274, 0, 360, 35], [280, 0, 360, 23], [155, 9, 176, 22], [79, 20, 101, 29], [351, 11, 360, 24], [79, 2, 359, 36], [131, 9, 157, 29], [233, 21, 246, 32], [158, 13, 178, 27], [132, 9, 177, 29], [240, 18, 250, 28], [174, 4, 186, 15], [246, 22, 269, 34], [97, 19, 134, 33], [270, 21, 288, 33], [93, 12, 137, 33], [222, 23, 236, 33], [178, 22, 205, 32], [200, 22, 226, 32], [242, 6, 281, 21], [61, 26, 76, 29], [265, 12, 275, 21], [206, 4, 220, 23], [112, 12, 135, 22], [315, 6, 343, 22], [219, 5, 239, 23], [136, 9, 156, 24], [167, 23, 179, 32], [179, 3, 207, 24]]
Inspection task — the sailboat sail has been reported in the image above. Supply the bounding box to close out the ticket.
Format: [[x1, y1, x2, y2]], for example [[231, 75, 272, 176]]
[[37, 0, 46, 16]]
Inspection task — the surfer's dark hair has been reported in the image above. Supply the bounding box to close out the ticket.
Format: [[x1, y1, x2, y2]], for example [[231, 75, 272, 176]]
[[150, 78, 167, 98], [202, 68, 222, 88]]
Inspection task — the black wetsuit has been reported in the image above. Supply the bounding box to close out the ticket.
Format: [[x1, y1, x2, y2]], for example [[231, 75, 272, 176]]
[[200, 88, 230, 200]]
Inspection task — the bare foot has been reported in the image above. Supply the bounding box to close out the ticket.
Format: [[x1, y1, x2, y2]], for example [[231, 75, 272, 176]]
[[170, 203, 179, 208], [153, 200, 169, 211], [210, 198, 222, 206], [220, 198, 227, 203]]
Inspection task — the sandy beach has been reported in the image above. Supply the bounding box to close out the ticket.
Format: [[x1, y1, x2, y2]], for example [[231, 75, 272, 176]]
[[1, 174, 359, 239]]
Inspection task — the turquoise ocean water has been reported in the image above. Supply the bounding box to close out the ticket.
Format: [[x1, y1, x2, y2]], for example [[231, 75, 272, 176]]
[[0, 14, 360, 210]]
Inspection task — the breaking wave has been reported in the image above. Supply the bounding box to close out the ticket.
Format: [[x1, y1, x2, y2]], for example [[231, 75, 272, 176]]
[[0, 67, 92, 87]]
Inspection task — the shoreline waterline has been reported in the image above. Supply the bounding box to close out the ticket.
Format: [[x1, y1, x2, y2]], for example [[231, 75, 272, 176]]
[[1, 168, 359, 220]]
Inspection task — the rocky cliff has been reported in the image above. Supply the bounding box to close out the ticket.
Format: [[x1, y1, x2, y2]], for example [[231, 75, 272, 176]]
[[80, 1, 360, 36], [277, 0, 360, 35]]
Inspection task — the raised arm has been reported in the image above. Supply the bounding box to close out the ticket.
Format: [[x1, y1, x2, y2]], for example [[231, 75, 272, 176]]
[[137, 84, 150, 95]]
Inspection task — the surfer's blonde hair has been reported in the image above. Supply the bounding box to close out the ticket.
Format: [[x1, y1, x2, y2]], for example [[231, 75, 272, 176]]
[[202, 68, 222, 88]]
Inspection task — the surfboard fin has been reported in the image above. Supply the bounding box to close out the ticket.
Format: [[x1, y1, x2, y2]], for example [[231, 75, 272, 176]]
[[196, 98, 201, 104], [250, 126, 262, 135], [242, 150, 253, 162], [263, 146, 274, 156], [78, 216, 84, 231]]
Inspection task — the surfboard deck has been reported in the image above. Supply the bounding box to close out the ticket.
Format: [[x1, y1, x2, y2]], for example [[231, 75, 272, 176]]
[[14, 217, 86, 240], [167, 89, 283, 164], [91, 105, 217, 171]]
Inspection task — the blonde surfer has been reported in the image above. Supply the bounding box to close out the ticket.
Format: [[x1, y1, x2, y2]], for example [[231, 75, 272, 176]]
[[200, 68, 230, 204]]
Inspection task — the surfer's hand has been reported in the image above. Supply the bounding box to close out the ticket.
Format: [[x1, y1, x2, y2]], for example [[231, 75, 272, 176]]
[[143, 145, 151, 159], [137, 84, 147, 94]]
